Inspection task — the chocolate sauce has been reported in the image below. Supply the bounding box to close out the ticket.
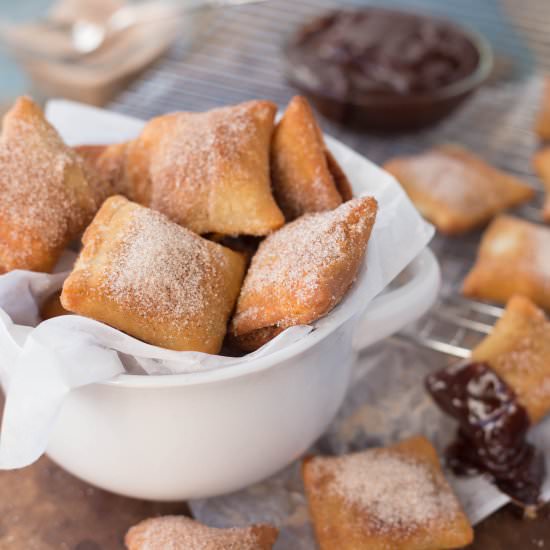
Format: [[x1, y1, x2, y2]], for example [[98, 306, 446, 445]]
[[288, 8, 480, 102], [426, 362, 545, 509]]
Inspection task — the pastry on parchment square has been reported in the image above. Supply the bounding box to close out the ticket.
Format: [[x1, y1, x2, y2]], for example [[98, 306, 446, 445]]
[[123, 100, 285, 236], [125, 515, 278, 550], [0, 97, 99, 273], [271, 95, 351, 221], [533, 146, 550, 222], [302, 435, 473, 550], [384, 146, 534, 235], [472, 295, 550, 424], [229, 196, 377, 351], [535, 77, 550, 140], [462, 215, 550, 310], [61, 196, 246, 353]]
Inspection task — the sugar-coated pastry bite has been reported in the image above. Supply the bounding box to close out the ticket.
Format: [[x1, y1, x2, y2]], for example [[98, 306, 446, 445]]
[[0, 97, 99, 273], [472, 295, 550, 424], [384, 146, 534, 235], [462, 215, 550, 309], [535, 77, 550, 140], [125, 516, 278, 550], [230, 196, 377, 351], [123, 100, 285, 235], [271, 96, 349, 220], [302, 436, 473, 550], [41, 291, 70, 320], [533, 146, 550, 222], [61, 196, 246, 353]]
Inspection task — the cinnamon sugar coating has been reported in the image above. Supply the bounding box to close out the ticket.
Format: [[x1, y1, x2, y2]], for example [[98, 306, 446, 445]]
[[384, 145, 534, 235], [271, 96, 349, 221], [0, 97, 99, 273], [61, 196, 246, 353], [463, 215, 550, 310], [472, 295, 550, 424], [230, 196, 377, 351], [302, 436, 473, 550], [125, 515, 278, 550], [123, 100, 285, 236]]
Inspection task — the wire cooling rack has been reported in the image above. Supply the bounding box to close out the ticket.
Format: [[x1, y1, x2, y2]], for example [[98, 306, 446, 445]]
[[109, 0, 550, 361]]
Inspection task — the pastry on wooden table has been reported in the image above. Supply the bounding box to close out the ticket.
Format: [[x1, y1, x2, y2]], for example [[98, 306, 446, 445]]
[[384, 146, 534, 235], [302, 435, 473, 550], [61, 196, 246, 353], [271, 96, 351, 220], [535, 77, 550, 140], [230, 196, 377, 351], [462, 215, 550, 309], [532, 146, 550, 222], [123, 100, 285, 235], [0, 97, 99, 273], [125, 515, 278, 550]]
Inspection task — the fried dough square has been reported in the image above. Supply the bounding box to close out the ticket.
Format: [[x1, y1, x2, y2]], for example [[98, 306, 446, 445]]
[[229, 196, 377, 351], [472, 295, 550, 423], [384, 146, 534, 235], [0, 97, 99, 273], [61, 196, 246, 353], [535, 77, 550, 141], [302, 436, 473, 550], [533, 146, 550, 222], [271, 96, 350, 220], [462, 215, 550, 310], [124, 100, 285, 236], [125, 516, 278, 550]]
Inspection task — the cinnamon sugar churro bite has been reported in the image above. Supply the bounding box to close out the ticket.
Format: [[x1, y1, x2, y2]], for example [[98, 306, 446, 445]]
[[271, 96, 350, 220], [302, 436, 473, 550], [384, 146, 534, 235], [462, 215, 550, 309], [125, 516, 278, 550], [229, 196, 377, 351], [61, 196, 246, 353], [123, 100, 285, 236], [0, 97, 100, 273]]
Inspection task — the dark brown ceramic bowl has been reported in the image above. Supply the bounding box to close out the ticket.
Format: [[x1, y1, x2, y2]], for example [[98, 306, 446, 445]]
[[284, 8, 494, 133]]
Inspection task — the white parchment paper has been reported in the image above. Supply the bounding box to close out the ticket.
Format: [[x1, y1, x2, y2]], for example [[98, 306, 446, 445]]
[[0, 101, 433, 470]]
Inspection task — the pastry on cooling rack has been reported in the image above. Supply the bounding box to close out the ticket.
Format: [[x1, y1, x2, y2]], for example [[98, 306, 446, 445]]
[[384, 145, 534, 235], [123, 100, 285, 236], [0, 97, 100, 273], [533, 146, 550, 222], [462, 215, 550, 310], [535, 77, 550, 140], [61, 196, 246, 353], [125, 515, 278, 550], [302, 435, 473, 550], [271, 96, 352, 220], [229, 196, 377, 351], [472, 295, 550, 423]]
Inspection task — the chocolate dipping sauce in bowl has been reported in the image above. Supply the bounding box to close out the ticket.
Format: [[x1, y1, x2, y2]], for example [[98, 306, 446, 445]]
[[284, 7, 493, 132]]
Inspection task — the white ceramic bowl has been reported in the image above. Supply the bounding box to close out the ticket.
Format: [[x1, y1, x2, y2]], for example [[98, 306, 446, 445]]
[[45, 247, 439, 501]]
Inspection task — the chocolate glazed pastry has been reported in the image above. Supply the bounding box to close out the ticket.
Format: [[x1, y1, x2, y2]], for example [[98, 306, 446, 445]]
[[426, 362, 545, 515]]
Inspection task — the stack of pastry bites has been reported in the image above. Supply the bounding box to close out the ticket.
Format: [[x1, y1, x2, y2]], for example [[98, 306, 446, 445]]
[[0, 95, 376, 354]]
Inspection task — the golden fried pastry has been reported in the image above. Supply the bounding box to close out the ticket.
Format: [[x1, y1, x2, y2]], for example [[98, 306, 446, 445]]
[[124, 100, 285, 235], [41, 291, 70, 320], [230, 196, 377, 351], [271, 96, 350, 220], [125, 516, 278, 550], [535, 77, 550, 140], [61, 196, 246, 353], [384, 146, 534, 235], [533, 146, 550, 222], [302, 436, 473, 550], [0, 97, 99, 273], [472, 295, 550, 423], [462, 215, 550, 309]]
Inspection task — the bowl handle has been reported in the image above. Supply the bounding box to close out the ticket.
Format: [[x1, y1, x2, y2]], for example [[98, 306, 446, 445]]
[[353, 248, 441, 352]]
